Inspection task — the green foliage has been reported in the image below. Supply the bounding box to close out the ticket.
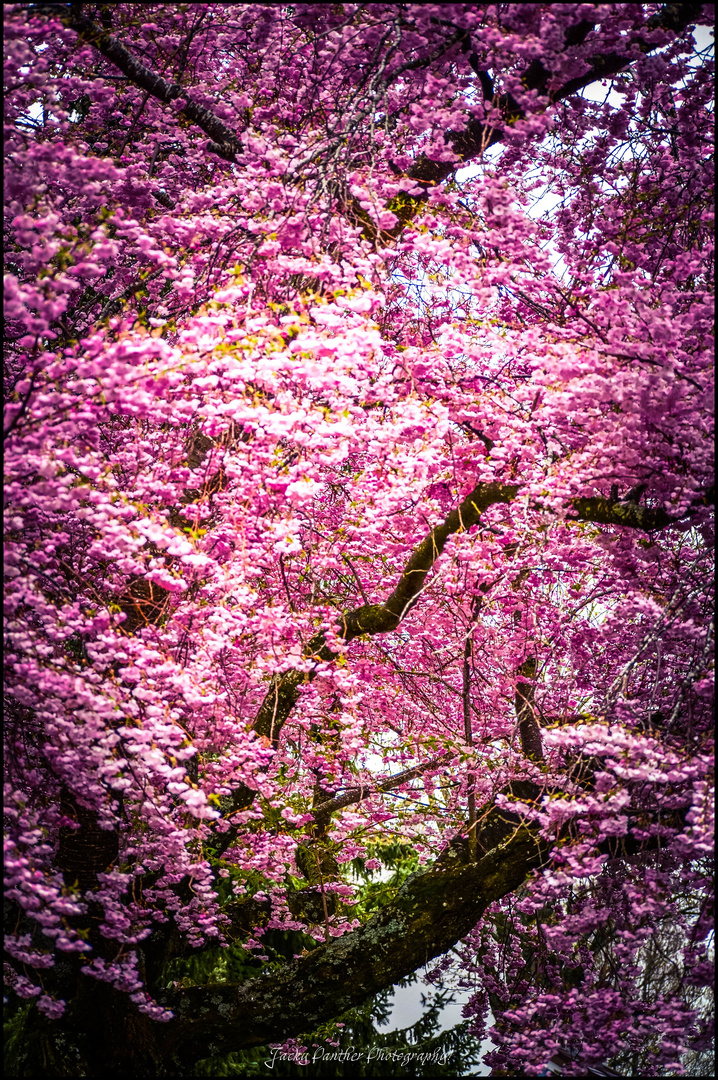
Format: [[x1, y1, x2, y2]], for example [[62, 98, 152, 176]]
[[158, 942, 264, 990], [161, 857, 480, 1077], [4, 1000, 32, 1069], [3, 999, 85, 1076], [350, 841, 421, 921], [158, 926, 324, 991]]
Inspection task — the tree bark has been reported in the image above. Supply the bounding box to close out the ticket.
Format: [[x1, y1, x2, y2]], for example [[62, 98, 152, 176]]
[[156, 805, 550, 1064], [405, 3, 704, 191], [34, 4, 703, 178], [30, 5, 241, 160], [6, 781, 686, 1075], [515, 656, 543, 764], [4, 790, 547, 1076]]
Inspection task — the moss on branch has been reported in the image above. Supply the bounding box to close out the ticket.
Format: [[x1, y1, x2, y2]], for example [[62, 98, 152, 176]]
[[157, 812, 550, 1058]]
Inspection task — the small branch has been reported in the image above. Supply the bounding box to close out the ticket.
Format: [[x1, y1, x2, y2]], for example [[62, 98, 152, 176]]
[[99, 268, 164, 320], [278, 554, 296, 612], [116, 89, 150, 159], [310, 753, 451, 819], [463, 599, 482, 862], [341, 554, 370, 603], [3, 370, 37, 440], [515, 656, 544, 763]]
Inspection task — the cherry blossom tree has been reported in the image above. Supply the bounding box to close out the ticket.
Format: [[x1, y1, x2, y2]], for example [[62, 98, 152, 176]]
[[4, 3, 714, 1075]]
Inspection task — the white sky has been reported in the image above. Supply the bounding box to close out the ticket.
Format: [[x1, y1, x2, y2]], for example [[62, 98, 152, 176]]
[[383, 975, 491, 1073]]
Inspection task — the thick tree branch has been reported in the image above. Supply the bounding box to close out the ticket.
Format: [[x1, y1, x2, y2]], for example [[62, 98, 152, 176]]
[[30, 4, 701, 187], [307, 753, 451, 818], [569, 495, 682, 530], [249, 481, 519, 744], [556, 3, 705, 99], [222, 481, 710, 816], [162, 776, 687, 1059], [30, 5, 241, 160], [515, 655, 543, 763], [158, 811, 550, 1056], [221, 482, 516, 818]]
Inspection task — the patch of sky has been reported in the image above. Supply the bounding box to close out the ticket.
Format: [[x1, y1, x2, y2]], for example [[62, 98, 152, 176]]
[[382, 968, 493, 1074], [454, 22, 713, 288]]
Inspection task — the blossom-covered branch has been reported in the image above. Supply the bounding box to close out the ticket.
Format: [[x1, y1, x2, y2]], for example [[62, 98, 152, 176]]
[[31, 4, 242, 159], [246, 481, 711, 753]]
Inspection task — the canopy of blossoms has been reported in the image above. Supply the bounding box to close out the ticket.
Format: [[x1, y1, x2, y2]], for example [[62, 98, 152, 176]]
[[4, 4, 714, 1075]]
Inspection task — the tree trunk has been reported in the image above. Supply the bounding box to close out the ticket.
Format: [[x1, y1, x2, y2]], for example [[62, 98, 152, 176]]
[[5, 980, 169, 1077], [5, 795, 547, 1075]]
